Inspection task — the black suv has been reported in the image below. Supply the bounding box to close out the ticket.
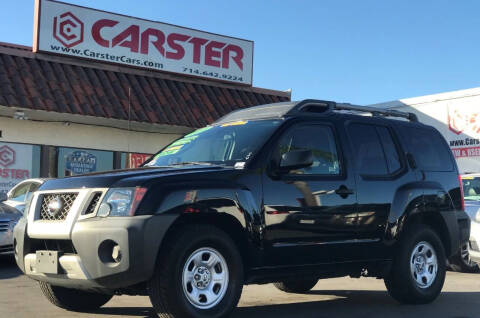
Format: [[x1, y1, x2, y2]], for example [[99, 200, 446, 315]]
[[14, 100, 470, 318]]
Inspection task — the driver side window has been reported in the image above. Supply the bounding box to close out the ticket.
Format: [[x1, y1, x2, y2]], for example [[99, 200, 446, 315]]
[[274, 124, 340, 175]]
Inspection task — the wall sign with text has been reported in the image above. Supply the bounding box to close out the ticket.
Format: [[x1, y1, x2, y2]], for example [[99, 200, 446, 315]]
[[34, 0, 254, 85]]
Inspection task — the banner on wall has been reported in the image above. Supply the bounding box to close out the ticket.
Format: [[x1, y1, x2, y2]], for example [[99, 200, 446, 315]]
[[0, 143, 33, 194], [65, 150, 97, 176], [126, 153, 151, 169], [34, 0, 254, 85]]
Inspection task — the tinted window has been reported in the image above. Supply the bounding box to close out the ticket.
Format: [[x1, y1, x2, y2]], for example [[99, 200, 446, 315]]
[[348, 124, 388, 175], [274, 124, 340, 175], [377, 127, 401, 173], [405, 128, 453, 171], [147, 120, 282, 167], [10, 183, 31, 203]]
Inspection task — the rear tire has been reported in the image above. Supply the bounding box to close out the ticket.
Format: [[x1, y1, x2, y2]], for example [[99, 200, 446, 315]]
[[384, 225, 446, 304], [448, 243, 480, 273], [273, 279, 318, 293], [148, 224, 244, 318], [39, 282, 112, 312]]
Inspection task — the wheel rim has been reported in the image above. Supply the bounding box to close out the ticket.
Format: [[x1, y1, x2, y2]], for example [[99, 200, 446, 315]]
[[182, 247, 229, 309], [410, 241, 438, 289], [460, 243, 477, 268]]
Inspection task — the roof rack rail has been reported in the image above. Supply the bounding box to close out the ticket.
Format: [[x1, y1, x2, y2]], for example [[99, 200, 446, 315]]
[[288, 99, 418, 122], [334, 103, 418, 122]]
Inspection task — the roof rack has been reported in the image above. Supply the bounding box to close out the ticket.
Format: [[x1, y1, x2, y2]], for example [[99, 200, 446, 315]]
[[335, 103, 418, 122], [289, 99, 418, 122], [213, 99, 419, 125]]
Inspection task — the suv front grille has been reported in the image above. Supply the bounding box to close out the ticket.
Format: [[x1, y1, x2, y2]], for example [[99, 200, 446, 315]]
[[40, 193, 78, 221], [85, 192, 102, 215], [0, 220, 9, 232]]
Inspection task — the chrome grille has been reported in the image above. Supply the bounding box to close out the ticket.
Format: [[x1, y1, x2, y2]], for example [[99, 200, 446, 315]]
[[85, 192, 102, 215], [0, 220, 9, 232], [40, 193, 78, 221]]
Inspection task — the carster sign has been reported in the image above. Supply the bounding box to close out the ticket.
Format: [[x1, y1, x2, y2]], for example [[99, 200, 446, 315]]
[[34, 0, 254, 85]]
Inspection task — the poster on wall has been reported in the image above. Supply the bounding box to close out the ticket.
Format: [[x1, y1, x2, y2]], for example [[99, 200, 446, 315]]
[[125, 153, 151, 169], [447, 103, 480, 159], [58, 147, 113, 177], [65, 151, 97, 176], [0, 143, 35, 194]]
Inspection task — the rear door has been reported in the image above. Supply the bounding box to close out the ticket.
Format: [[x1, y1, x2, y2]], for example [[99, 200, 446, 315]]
[[345, 120, 415, 258]]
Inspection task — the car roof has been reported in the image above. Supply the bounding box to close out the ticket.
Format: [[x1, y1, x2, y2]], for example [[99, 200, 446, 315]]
[[213, 99, 419, 125]]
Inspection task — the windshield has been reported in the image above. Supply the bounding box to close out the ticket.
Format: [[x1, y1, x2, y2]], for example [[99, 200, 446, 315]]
[[462, 176, 480, 201], [146, 119, 282, 167]]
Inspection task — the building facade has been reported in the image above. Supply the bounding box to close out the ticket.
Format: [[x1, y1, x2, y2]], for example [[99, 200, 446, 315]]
[[0, 42, 289, 194]]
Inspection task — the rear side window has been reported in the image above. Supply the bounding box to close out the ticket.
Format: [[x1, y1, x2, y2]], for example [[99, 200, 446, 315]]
[[404, 127, 454, 171], [377, 127, 401, 173], [347, 123, 402, 176]]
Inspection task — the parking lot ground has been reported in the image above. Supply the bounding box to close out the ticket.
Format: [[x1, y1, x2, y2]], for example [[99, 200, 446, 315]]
[[1, 255, 479, 318]]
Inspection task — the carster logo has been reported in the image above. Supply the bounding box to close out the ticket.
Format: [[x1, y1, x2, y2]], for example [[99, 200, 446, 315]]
[[0, 146, 15, 168], [53, 12, 84, 48]]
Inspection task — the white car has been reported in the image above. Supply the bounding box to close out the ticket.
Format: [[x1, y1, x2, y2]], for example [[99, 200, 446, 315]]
[[456, 174, 480, 271], [3, 178, 45, 214], [0, 179, 46, 255]]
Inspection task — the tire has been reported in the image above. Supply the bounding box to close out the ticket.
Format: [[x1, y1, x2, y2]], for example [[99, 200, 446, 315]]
[[273, 278, 318, 293], [448, 243, 480, 273], [148, 224, 244, 318], [39, 282, 113, 312], [384, 224, 446, 304]]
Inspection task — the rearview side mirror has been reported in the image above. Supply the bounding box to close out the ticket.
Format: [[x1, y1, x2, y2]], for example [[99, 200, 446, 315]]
[[278, 149, 313, 173]]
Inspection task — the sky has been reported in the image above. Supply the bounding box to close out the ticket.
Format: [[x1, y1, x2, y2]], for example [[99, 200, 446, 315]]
[[1, 0, 479, 105]]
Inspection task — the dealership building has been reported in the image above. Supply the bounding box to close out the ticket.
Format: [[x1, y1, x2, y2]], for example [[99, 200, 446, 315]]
[[0, 0, 289, 194]]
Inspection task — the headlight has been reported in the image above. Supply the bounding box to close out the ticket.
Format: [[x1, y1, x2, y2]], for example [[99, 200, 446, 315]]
[[98, 187, 147, 217]]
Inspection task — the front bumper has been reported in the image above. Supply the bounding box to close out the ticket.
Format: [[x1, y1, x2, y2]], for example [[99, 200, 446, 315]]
[[14, 214, 177, 291], [469, 220, 480, 264]]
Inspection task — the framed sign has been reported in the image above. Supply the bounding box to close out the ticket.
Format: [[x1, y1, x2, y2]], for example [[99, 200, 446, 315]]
[[34, 0, 254, 85]]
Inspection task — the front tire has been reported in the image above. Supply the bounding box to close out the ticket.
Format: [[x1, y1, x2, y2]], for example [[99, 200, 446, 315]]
[[273, 279, 318, 293], [39, 282, 112, 312], [384, 225, 446, 304], [148, 225, 244, 318]]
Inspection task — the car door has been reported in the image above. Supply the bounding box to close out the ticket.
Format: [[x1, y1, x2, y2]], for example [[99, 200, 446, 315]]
[[263, 120, 359, 266], [345, 121, 415, 259]]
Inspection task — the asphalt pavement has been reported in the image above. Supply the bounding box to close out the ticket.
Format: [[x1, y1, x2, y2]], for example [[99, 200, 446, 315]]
[[1, 255, 479, 318]]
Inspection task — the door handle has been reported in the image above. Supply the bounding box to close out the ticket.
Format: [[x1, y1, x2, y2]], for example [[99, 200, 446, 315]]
[[335, 185, 354, 198]]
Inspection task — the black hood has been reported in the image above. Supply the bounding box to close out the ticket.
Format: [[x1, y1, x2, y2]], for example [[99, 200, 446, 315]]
[[40, 165, 229, 190]]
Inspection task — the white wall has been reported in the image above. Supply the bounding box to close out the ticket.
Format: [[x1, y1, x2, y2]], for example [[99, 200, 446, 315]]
[[0, 116, 183, 154]]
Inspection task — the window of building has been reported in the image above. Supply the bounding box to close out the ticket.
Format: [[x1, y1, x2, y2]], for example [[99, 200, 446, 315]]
[[0, 142, 41, 195], [57, 147, 114, 177], [274, 124, 340, 175]]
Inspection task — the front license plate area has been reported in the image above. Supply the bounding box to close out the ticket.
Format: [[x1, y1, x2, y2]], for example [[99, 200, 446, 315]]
[[36, 250, 61, 274]]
